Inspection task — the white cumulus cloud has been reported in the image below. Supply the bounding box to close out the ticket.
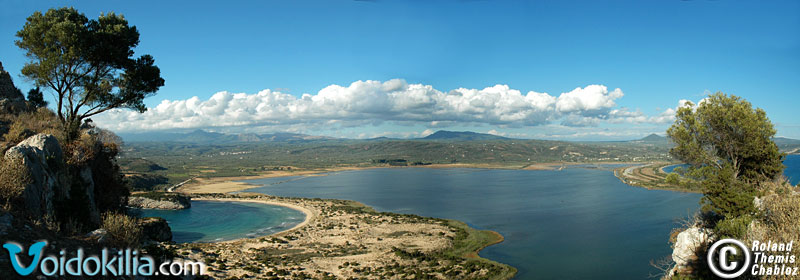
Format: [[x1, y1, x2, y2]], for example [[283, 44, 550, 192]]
[[93, 79, 674, 133]]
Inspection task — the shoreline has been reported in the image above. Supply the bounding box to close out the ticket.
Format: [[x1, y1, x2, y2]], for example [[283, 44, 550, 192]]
[[612, 161, 702, 193], [177, 161, 649, 194], [168, 161, 671, 279], [192, 197, 316, 241], [174, 194, 517, 279]]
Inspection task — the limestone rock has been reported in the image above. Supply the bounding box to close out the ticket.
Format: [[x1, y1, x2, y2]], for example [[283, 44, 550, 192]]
[[669, 227, 713, 277], [4, 134, 103, 225], [139, 217, 172, 242], [86, 228, 109, 243], [753, 196, 764, 211], [4, 134, 68, 219]]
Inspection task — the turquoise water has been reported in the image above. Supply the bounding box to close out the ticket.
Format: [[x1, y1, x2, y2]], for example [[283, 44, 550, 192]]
[[134, 200, 305, 243], [663, 154, 799, 185], [243, 168, 702, 280]]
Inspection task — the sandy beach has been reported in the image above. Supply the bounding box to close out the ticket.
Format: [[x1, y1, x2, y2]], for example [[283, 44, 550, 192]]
[[178, 166, 386, 193]]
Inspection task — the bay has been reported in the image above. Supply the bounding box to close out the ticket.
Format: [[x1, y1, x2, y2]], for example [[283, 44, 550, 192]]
[[244, 167, 701, 279], [134, 200, 305, 243]]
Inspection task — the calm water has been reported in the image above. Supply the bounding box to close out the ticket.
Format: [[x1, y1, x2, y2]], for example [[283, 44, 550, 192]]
[[784, 155, 800, 185], [243, 168, 702, 280], [662, 164, 690, 174], [134, 200, 305, 243], [663, 154, 799, 185]]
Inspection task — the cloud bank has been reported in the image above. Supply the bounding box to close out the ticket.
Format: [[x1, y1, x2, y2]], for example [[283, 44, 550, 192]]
[[94, 79, 675, 133]]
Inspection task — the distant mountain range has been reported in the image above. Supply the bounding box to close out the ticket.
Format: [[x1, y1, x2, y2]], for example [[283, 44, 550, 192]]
[[118, 129, 799, 152], [119, 129, 333, 143], [119, 130, 513, 143], [421, 130, 509, 141]]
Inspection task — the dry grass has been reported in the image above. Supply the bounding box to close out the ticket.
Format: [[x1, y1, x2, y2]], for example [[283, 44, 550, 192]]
[[64, 132, 99, 166], [748, 181, 800, 245], [0, 156, 31, 209], [1, 107, 63, 147], [739, 181, 800, 280], [102, 212, 143, 248]]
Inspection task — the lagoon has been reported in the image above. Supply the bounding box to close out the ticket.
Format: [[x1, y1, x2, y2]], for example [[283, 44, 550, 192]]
[[244, 167, 701, 279], [134, 200, 305, 243], [663, 154, 800, 186]]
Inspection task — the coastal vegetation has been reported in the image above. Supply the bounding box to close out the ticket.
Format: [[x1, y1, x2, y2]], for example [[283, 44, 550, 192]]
[[0, 8, 170, 278], [2, 6, 799, 280], [2, 9, 518, 279], [116, 129, 800, 191], [119, 134, 678, 190], [613, 162, 702, 193], [663, 93, 799, 279]]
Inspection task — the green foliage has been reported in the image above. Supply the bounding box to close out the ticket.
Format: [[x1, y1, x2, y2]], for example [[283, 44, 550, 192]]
[[714, 214, 753, 240], [667, 92, 785, 183], [119, 138, 675, 186], [700, 164, 757, 218], [667, 92, 784, 219], [665, 173, 680, 185], [118, 158, 167, 172], [26, 87, 47, 109], [126, 173, 169, 191], [15, 7, 164, 140]]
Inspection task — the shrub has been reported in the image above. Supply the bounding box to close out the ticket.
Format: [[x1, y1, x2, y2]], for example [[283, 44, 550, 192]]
[[102, 212, 142, 248], [0, 156, 30, 210], [62, 129, 130, 214], [665, 173, 680, 185], [749, 183, 800, 246], [714, 215, 753, 239], [1, 107, 63, 146], [64, 133, 98, 166]]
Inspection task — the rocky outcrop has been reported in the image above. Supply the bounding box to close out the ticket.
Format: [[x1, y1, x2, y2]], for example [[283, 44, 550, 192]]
[[0, 61, 27, 114], [78, 166, 101, 224], [3, 134, 102, 224], [4, 134, 69, 219], [128, 193, 191, 210], [139, 217, 172, 242], [666, 226, 713, 278]]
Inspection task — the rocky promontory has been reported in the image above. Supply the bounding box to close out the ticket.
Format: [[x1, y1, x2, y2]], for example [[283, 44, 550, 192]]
[[128, 192, 191, 209]]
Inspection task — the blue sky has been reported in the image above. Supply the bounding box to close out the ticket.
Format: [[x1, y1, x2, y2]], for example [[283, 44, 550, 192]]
[[1, 0, 798, 140]]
